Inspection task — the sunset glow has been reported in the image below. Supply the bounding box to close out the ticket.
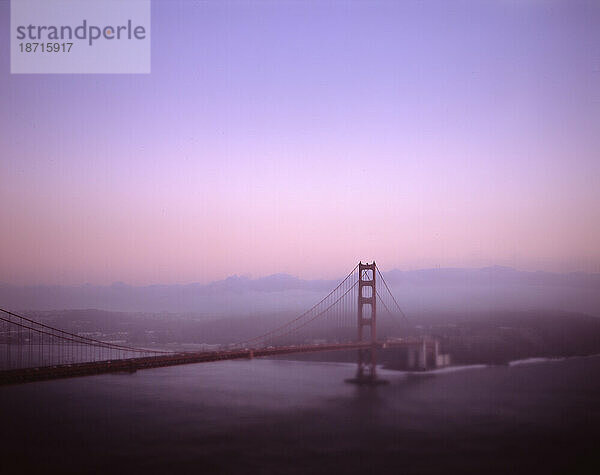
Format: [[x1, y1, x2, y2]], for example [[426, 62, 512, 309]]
[[1, 1, 599, 285]]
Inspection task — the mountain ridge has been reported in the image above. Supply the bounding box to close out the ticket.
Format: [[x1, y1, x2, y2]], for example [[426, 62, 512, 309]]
[[1, 266, 599, 314]]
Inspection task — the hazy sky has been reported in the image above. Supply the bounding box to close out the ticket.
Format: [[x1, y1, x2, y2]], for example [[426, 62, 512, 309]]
[[1, 0, 599, 285]]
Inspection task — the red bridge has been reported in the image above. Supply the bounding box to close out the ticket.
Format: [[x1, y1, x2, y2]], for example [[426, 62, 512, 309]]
[[0, 262, 441, 386]]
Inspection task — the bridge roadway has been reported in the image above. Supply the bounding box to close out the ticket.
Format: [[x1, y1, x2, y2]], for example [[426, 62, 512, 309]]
[[0, 338, 434, 386]]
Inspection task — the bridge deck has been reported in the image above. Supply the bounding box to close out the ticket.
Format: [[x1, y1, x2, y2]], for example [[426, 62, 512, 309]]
[[0, 339, 433, 386]]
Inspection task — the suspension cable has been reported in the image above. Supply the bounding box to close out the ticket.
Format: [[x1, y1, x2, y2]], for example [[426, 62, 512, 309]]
[[258, 280, 359, 344], [375, 265, 408, 321], [0, 307, 173, 354], [235, 264, 359, 346]]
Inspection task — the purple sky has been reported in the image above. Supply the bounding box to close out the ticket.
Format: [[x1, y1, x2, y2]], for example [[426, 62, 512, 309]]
[[1, 0, 599, 285]]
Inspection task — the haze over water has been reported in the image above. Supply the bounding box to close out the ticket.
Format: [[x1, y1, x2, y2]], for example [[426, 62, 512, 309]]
[[2, 356, 599, 474]]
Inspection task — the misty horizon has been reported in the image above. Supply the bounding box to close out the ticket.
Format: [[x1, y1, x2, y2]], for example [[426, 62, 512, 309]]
[[2, 263, 600, 288], [3, 264, 599, 316]]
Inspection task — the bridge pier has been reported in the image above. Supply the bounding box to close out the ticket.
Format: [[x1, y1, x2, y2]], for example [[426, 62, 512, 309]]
[[405, 338, 440, 371], [419, 338, 427, 370], [345, 344, 388, 385]]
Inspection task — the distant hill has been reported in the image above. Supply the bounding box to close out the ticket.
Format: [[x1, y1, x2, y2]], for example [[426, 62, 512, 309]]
[[1, 267, 599, 316], [384, 266, 600, 289]]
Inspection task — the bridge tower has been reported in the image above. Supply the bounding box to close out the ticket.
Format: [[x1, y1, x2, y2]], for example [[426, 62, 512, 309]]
[[347, 261, 387, 385]]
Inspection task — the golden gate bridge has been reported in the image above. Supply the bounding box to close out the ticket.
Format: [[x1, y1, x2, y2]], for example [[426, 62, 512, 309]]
[[0, 262, 441, 386]]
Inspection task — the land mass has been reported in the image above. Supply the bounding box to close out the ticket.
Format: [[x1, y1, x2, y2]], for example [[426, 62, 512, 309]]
[[22, 308, 600, 367]]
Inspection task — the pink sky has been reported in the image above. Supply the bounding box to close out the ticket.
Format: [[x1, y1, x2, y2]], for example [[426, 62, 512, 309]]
[[1, 1, 599, 285]]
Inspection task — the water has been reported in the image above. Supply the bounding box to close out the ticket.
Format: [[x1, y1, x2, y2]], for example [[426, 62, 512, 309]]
[[1, 356, 599, 474]]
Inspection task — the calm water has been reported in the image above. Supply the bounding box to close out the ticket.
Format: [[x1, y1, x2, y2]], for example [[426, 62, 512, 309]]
[[1, 356, 599, 474]]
